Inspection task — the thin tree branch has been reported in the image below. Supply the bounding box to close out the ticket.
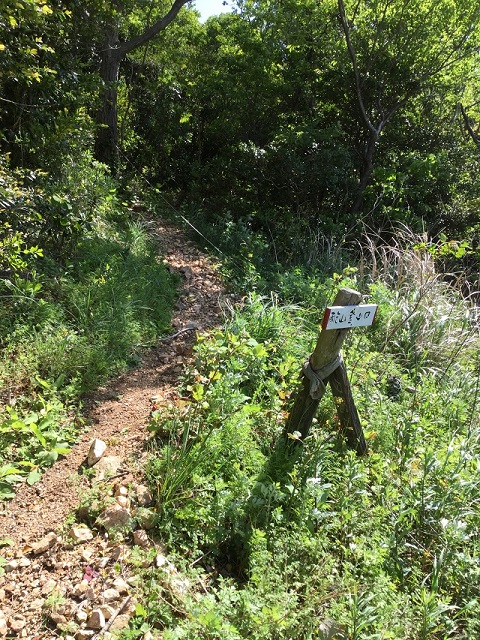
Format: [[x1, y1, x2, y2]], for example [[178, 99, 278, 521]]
[[116, 0, 189, 57], [337, 0, 377, 135], [460, 103, 480, 150]]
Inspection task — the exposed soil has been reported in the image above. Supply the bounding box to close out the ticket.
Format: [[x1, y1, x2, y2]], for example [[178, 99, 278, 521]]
[[0, 216, 229, 638]]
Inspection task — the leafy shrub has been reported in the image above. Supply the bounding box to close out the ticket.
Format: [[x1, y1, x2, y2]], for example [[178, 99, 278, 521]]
[[137, 240, 480, 638], [0, 206, 176, 497]]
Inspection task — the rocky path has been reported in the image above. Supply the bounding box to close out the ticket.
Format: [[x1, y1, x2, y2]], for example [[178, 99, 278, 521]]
[[0, 217, 228, 638]]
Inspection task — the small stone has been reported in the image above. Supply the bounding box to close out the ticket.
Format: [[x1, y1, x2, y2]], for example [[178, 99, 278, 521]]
[[109, 614, 130, 631], [76, 631, 95, 640], [50, 612, 67, 625], [28, 598, 44, 611], [76, 609, 88, 623], [81, 548, 94, 563], [94, 456, 123, 480], [71, 580, 90, 597], [112, 577, 129, 595], [136, 508, 156, 530], [102, 588, 120, 602], [98, 605, 115, 620], [87, 438, 107, 466], [154, 553, 169, 569], [17, 557, 31, 568], [7, 615, 26, 633], [0, 590, 5, 603], [69, 525, 94, 544], [115, 495, 129, 508], [41, 579, 57, 595], [85, 587, 95, 600], [133, 529, 149, 547], [0, 618, 6, 637], [4, 560, 18, 573], [31, 532, 57, 555], [134, 485, 153, 507], [110, 545, 129, 562], [114, 485, 128, 497], [99, 505, 131, 531], [87, 609, 106, 630]]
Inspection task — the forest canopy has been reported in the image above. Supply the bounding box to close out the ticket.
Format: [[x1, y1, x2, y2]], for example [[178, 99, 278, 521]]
[[1, 0, 480, 261]]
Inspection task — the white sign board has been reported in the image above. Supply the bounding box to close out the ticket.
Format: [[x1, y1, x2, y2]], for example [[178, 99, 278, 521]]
[[322, 304, 378, 330]]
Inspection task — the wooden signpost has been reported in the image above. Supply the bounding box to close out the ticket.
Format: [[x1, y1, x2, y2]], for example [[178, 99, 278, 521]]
[[284, 288, 377, 456]]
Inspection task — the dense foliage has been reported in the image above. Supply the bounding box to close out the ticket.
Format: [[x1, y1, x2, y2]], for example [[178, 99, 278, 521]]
[[1, 125, 176, 500], [1, 0, 480, 637], [131, 242, 480, 638], [2, 0, 480, 247]]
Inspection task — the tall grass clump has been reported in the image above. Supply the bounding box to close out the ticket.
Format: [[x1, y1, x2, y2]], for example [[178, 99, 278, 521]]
[[132, 226, 480, 639], [358, 227, 479, 373]]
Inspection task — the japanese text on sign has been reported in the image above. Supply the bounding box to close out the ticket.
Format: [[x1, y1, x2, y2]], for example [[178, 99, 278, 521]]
[[322, 304, 378, 330]]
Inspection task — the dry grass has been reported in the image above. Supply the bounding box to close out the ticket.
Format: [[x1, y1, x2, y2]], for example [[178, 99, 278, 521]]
[[357, 226, 480, 372]]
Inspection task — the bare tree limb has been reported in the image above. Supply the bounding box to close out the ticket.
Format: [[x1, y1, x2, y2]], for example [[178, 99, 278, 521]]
[[91, 596, 132, 638], [460, 103, 480, 150], [337, 0, 377, 135], [117, 0, 190, 57]]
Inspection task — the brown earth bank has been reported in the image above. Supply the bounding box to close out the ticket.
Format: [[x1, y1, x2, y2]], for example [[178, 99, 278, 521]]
[[0, 216, 230, 638]]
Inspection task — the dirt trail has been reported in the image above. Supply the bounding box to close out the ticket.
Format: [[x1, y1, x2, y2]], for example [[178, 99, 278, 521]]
[[0, 216, 228, 638]]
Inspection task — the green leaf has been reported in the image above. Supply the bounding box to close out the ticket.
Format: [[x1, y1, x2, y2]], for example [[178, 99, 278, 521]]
[[0, 464, 24, 478], [23, 412, 39, 425], [253, 344, 268, 357], [35, 377, 51, 389], [135, 603, 148, 617], [52, 445, 71, 455], [10, 420, 28, 431], [27, 468, 42, 485], [36, 450, 58, 465], [0, 539, 14, 548], [29, 423, 47, 448], [191, 383, 204, 401], [0, 483, 16, 500]]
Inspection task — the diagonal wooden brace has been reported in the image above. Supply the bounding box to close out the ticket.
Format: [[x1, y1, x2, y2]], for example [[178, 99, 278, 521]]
[[327, 360, 367, 455]]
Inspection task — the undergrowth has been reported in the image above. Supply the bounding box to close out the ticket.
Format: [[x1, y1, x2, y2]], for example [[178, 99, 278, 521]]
[[0, 177, 176, 497], [127, 230, 480, 639]]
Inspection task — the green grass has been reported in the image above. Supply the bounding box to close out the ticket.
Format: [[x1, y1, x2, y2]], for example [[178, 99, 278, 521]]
[[0, 214, 177, 497], [120, 232, 480, 639]]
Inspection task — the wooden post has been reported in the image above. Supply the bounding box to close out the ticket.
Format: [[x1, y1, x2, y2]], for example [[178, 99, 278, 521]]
[[328, 361, 367, 455], [284, 287, 368, 455]]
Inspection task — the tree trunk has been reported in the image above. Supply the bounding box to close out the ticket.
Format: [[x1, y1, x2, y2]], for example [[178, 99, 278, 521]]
[[95, 28, 122, 169], [351, 131, 378, 216], [94, 0, 190, 170]]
